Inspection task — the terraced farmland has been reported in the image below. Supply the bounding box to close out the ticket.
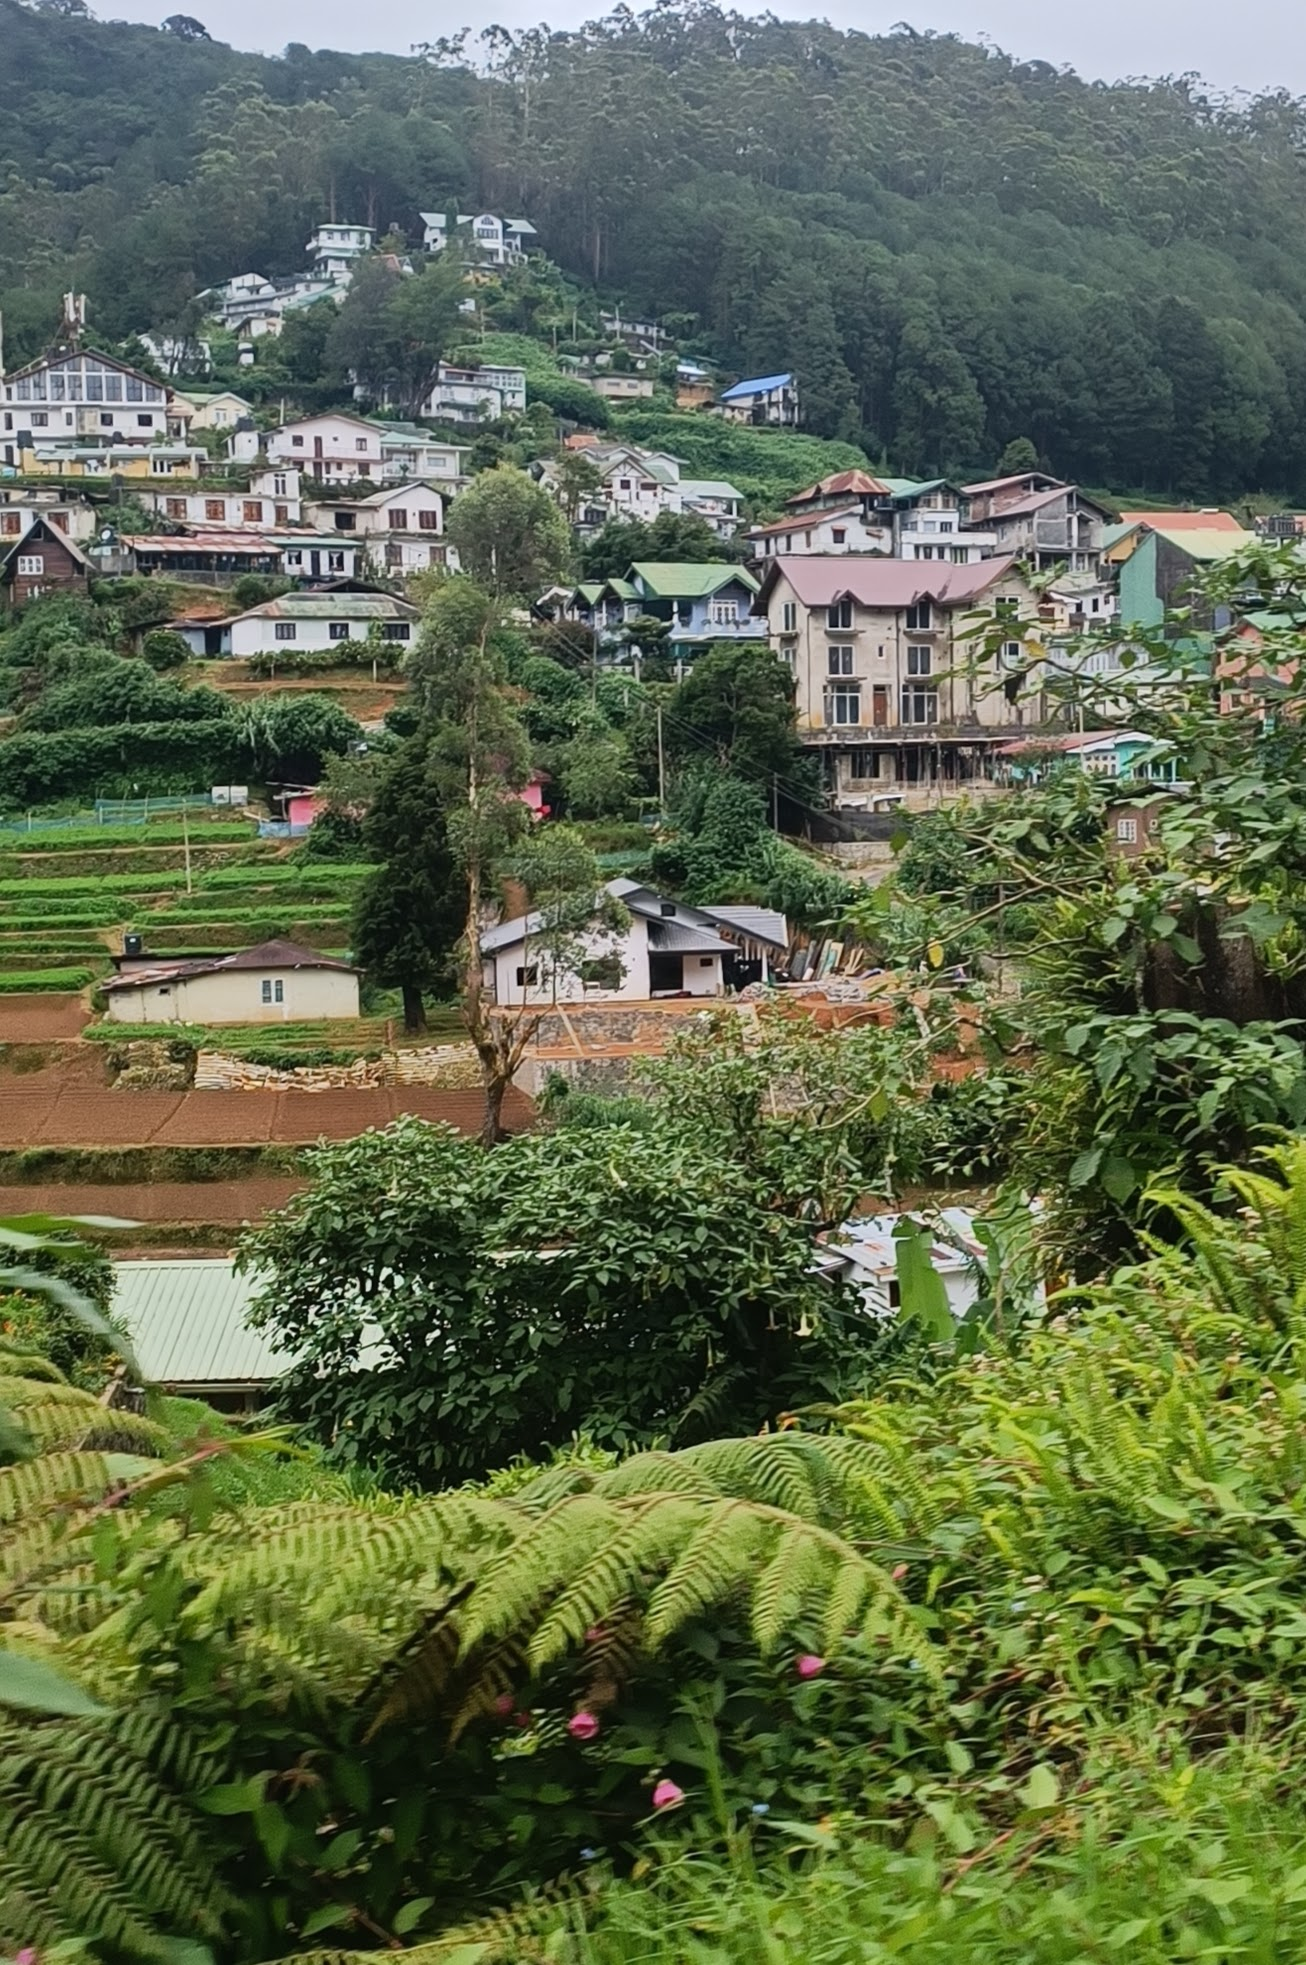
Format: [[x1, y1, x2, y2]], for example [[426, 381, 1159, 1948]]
[[0, 816, 371, 997]]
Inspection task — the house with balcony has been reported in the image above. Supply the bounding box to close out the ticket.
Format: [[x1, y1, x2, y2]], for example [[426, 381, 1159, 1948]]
[[754, 554, 1043, 797], [959, 472, 1110, 572], [1, 349, 181, 467], [717, 373, 799, 427], [419, 360, 527, 425], [306, 223, 375, 281], [627, 562, 762, 666], [421, 213, 538, 265], [779, 473, 996, 560], [305, 479, 453, 575], [745, 506, 892, 560]]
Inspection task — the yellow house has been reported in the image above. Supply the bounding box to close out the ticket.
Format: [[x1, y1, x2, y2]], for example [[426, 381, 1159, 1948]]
[[173, 390, 255, 433], [102, 939, 360, 1025], [16, 443, 208, 481]]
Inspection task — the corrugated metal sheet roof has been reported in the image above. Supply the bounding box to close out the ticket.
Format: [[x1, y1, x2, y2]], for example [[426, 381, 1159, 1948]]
[[629, 561, 760, 599], [720, 373, 794, 399], [112, 1259, 291, 1389], [700, 904, 790, 948], [647, 920, 732, 954]]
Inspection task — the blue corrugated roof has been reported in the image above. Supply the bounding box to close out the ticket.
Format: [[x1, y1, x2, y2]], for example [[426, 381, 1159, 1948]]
[[720, 373, 794, 400]]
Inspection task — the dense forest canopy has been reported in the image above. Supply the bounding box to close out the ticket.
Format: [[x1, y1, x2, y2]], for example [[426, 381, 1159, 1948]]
[[8, 0, 1306, 496]]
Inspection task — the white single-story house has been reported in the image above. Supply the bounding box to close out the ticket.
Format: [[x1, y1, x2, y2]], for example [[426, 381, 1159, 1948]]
[[174, 590, 420, 659], [480, 879, 787, 1006], [102, 939, 360, 1024], [817, 1209, 987, 1321]]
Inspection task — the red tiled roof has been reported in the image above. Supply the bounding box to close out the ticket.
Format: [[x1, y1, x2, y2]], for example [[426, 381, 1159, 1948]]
[[755, 554, 1017, 611], [1119, 509, 1245, 533], [786, 470, 892, 505], [105, 939, 355, 993]]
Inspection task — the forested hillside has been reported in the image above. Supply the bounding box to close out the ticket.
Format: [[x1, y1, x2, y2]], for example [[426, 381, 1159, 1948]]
[[8, 0, 1306, 496]]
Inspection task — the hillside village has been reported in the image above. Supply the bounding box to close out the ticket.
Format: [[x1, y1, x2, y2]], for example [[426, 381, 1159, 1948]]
[[12, 10, 1306, 1953]]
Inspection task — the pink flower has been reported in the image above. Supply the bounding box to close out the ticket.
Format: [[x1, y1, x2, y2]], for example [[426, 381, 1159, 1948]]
[[795, 1653, 826, 1679], [567, 1711, 601, 1742], [891, 1563, 909, 1582], [652, 1779, 685, 1810], [493, 1692, 515, 1717], [16, 1950, 38, 1965]]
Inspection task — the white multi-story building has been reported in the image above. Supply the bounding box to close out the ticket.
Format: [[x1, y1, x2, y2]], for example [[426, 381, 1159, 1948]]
[[306, 223, 375, 280], [145, 467, 303, 529], [1, 349, 174, 464], [304, 480, 454, 575], [551, 441, 743, 540], [421, 212, 537, 265], [419, 361, 527, 425]]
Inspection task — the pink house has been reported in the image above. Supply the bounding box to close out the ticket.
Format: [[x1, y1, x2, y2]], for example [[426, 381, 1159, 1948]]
[[516, 769, 552, 821], [286, 792, 327, 831]]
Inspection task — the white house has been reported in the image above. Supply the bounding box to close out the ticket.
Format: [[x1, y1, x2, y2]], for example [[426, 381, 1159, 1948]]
[[420, 361, 527, 425], [176, 389, 254, 433], [818, 1209, 990, 1321], [102, 939, 360, 1025], [480, 878, 787, 1006], [373, 423, 469, 483], [146, 467, 302, 530], [267, 412, 386, 482], [0, 492, 96, 545], [679, 480, 744, 539], [305, 480, 453, 574], [306, 223, 375, 281], [746, 506, 891, 560], [717, 372, 799, 427], [224, 590, 419, 659], [1, 349, 177, 464], [552, 442, 743, 540], [421, 212, 537, 265]]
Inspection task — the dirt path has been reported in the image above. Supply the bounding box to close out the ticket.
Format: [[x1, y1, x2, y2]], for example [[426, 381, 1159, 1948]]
[[0, 1084, 532, 1145]]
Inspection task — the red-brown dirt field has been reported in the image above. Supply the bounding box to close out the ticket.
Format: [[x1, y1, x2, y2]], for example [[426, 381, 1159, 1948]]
[[0, 1085, 533, 1146], [0, 1179, 305, 1224], [0, 994, 91, 1042]]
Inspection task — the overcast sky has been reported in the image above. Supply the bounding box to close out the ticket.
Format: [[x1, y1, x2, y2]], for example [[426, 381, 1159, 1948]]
[[104, 0, 1304, 96]]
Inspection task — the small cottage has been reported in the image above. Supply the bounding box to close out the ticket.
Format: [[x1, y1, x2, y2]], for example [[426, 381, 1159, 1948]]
[[0, 514, 92, 609], [102, 939, 360, 1024]]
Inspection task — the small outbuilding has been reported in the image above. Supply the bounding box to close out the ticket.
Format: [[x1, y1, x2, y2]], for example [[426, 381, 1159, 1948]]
[[102, 937, 360, 1025]]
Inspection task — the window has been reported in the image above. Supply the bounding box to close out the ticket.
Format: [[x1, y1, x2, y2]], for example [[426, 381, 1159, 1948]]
[[995, 597, 1019, 620], [906, 645, 932, 677], [781, 600, 797, 633], [1115, 816, 1138, 844], [291, 435, 304, 448], [827, 646, 855, 676], [901, 684, 939, 726], [381, 621, 411, 642], [273, 475, 288, 495], [137, 413, 153, 428], [284, 550, 302, 569], [827, 597, 853, 630], [242, 501, 262, 523], [328, 622, 350, 641], [709, 599, 739, 625], [205, 499, 225, 521], [327, 551, 345, 573], [389, 509, 408, 531], [905, 600, 932, 631], [275, 504, 289, 524], [515, 965, 539, 987], [166, 498, 187, 519], [831, 528, 846, 545], [260, 978, 285, 1004], [274, 623, 297, 642], [950, 547, 968, 563], [30, 412, 48, 427], [334, 511, 357, 531], [126, 376, 142, 402], [579, 955, 623, 990], [418, 509, 440, 531], [826, 687, 862, 726], [100, 412, 114, 427], [0, 515, 20, 536], [355, 437, 368, 452], [16, 554, 43, 575], [938, 521, 954, 533], [150, 458, 173, 475]]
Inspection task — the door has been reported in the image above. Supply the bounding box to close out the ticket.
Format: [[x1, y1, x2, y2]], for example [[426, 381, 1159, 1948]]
[[648, 953, 685, 995], [872, 685, 889, 728], [309, 550, 320, 577], [313, 436, 324, 459]]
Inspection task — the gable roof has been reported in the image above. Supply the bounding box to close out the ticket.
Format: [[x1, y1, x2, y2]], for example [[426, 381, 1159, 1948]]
[[755, 554, 1018, 612], [0, 515, 93, 577], [233, 593, 419, 622], [629, 561, 760, 599], [276, 410, 381, 437], [111, 1259, 289, 1390], [3, 345, 164, 390], [697, 903, 789, 949], [961, 471, 1064, 497], [746, 505, 863, 538], [353, 479, 450, 507], [680, 479, 743, 502], [986, 485, 1115, 522], [1143, 525, 1254, 562], [786, 470, 891, 506], [103, 938, 356, 993], [720, 373, 794, 401], [1119, 509, 1245, 533]]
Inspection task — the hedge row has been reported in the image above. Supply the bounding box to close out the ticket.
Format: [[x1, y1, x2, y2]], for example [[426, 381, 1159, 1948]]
[[0, 966, 96, 991]]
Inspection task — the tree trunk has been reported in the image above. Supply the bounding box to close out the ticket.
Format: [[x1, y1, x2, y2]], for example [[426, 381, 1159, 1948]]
[[401, 982, 427, 1034], [480, 1062, 510, 1147]]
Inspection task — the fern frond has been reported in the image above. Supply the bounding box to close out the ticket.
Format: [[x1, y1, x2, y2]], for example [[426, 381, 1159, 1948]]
[[748, 1521, 832, 1652]]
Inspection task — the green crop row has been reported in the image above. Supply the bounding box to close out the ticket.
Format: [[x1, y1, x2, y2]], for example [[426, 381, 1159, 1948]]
[[0, 965, 96, 992], [0, 820, 259, 851]]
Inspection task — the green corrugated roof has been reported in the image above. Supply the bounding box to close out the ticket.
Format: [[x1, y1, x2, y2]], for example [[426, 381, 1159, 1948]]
[[607, 578, 640, 601], [112, 1259, 290, 1389], [880, 477, 949, 499], [629, 561, 760, 599]]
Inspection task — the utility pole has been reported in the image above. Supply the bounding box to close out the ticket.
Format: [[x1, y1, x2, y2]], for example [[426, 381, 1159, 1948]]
[[656, 700, 666, 818], [182, 801, 193, 895]]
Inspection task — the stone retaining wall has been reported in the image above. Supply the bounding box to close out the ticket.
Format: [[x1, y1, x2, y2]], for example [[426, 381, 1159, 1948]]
[[192, 1043, 483, 1092]]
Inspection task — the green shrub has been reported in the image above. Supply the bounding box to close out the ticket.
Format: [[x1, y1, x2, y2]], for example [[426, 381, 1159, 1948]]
[[0, 965, 97, 991]]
